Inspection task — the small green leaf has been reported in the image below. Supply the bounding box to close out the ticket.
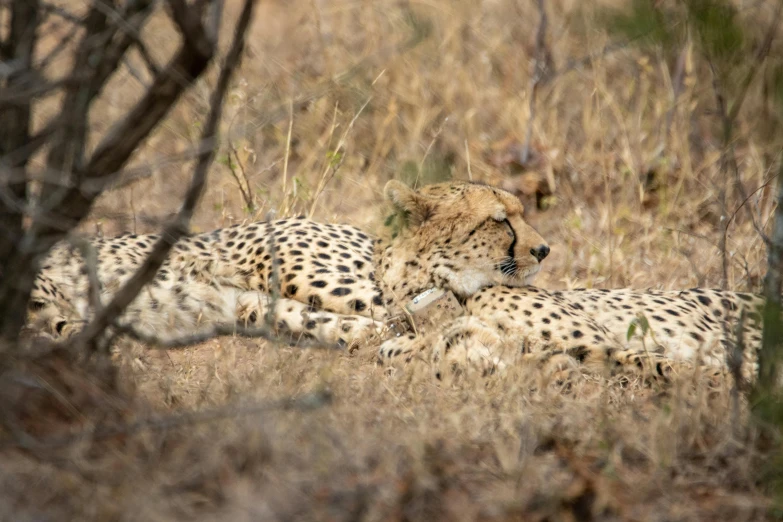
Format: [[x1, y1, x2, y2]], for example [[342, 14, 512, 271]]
[[216, 153, 230, 167], [627, 320, 638, 342], [638, 314, 650, 335], [326, 150, 344, 168]]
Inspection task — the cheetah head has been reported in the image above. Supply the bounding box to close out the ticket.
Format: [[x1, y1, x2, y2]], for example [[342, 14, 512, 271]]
[[26, 274, 80, 339], [382, 180, 549, 298]]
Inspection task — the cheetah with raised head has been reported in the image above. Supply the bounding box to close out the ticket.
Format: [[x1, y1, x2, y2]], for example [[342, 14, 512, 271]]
[[26, 180, 551, 351]]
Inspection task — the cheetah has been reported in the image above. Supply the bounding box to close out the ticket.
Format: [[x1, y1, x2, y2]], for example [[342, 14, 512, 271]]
[[370, 188, 767, 384], [380, 284, 765, 385], [26, 180, 551, 350]]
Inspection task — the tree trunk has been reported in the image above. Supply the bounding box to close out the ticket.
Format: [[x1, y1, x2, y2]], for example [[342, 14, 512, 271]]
[[0, 0, 39, 330]]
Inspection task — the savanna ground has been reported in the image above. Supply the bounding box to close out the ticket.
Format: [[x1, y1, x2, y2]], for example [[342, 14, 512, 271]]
[[3, 0, 783, 520]]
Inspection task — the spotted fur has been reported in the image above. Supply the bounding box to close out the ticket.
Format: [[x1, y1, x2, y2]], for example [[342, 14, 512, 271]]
[[26, 180, 550, 349], [380, 286, 764, 384]]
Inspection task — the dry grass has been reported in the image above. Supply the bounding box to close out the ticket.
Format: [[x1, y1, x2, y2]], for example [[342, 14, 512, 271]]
[[3, 0, 783, 519]]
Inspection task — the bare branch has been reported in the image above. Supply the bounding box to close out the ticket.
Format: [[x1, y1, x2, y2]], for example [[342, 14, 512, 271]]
[[73, 0, 257, 349], [40, 0, 154, 177], [68, 236, 102, 313], [725, 172, 777, 237], [5, 389, 332, 451], [0, 0, 209, 340], [113, 321, 345, 350], [0, 72, 92, 105], [39, 2, 83, 25], [29, 1, 155, 233], [205, 0, 223, 45], [0, 116, 59, 169], [661, 41, 689, 151], [95, 141, 217, 193], [84, 2, 213, 181], [35, 20, 80, 70], [226, 146, 255, 212], [92, 0, 162, 76], [131, 38, 161, 77], [520, 0, 548, 166], [167, 0, 212, 58]]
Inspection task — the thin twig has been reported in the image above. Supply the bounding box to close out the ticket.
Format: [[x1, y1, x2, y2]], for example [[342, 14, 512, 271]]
[[665, 226, 755, 277], [725, 172, 777, 233], [464, 139, 472, 181], [35, 20, 81, 70], [416, 115, 448, 188], [661, 40, 689, 152], [68, 236, 102, 313], [4, 390, 332, 451], [91, 140, 218, 193], [226, 144, 255, 212], [520, 0, 548, 166], [113, 321, 345, 350], [132, 37, 161, 77], [91, 0, 158, 71], [0, 72, 95, 105], [307, 96, 372, 218], [281, 98, 293, 214], [0, 115, 58, 168], [39, 1, 83, 24], [708, 59, 731, 289]]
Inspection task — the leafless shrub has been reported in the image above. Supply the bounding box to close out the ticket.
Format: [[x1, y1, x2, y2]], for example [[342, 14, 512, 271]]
[[0, 0, 255, 342]]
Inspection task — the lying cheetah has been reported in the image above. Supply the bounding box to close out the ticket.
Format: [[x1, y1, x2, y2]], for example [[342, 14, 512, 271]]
[[379, 286, 764, 384], [27, 180, 550, 350]]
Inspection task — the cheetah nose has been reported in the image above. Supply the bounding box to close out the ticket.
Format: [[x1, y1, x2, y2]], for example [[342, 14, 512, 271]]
[[530, 244, 550, 262]]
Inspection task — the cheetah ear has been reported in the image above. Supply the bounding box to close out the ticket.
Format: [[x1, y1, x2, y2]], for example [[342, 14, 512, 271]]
[[384, 180, 433, 226]]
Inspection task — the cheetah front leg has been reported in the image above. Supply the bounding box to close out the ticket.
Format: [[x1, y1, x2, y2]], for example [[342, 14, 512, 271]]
[[379, 317, 508, 378], [236, 292, 384, 348]]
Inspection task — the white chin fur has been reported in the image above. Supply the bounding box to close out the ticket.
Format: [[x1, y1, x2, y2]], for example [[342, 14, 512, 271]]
[[499, 265, 540, 287], [523, 266, 541, 285]]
